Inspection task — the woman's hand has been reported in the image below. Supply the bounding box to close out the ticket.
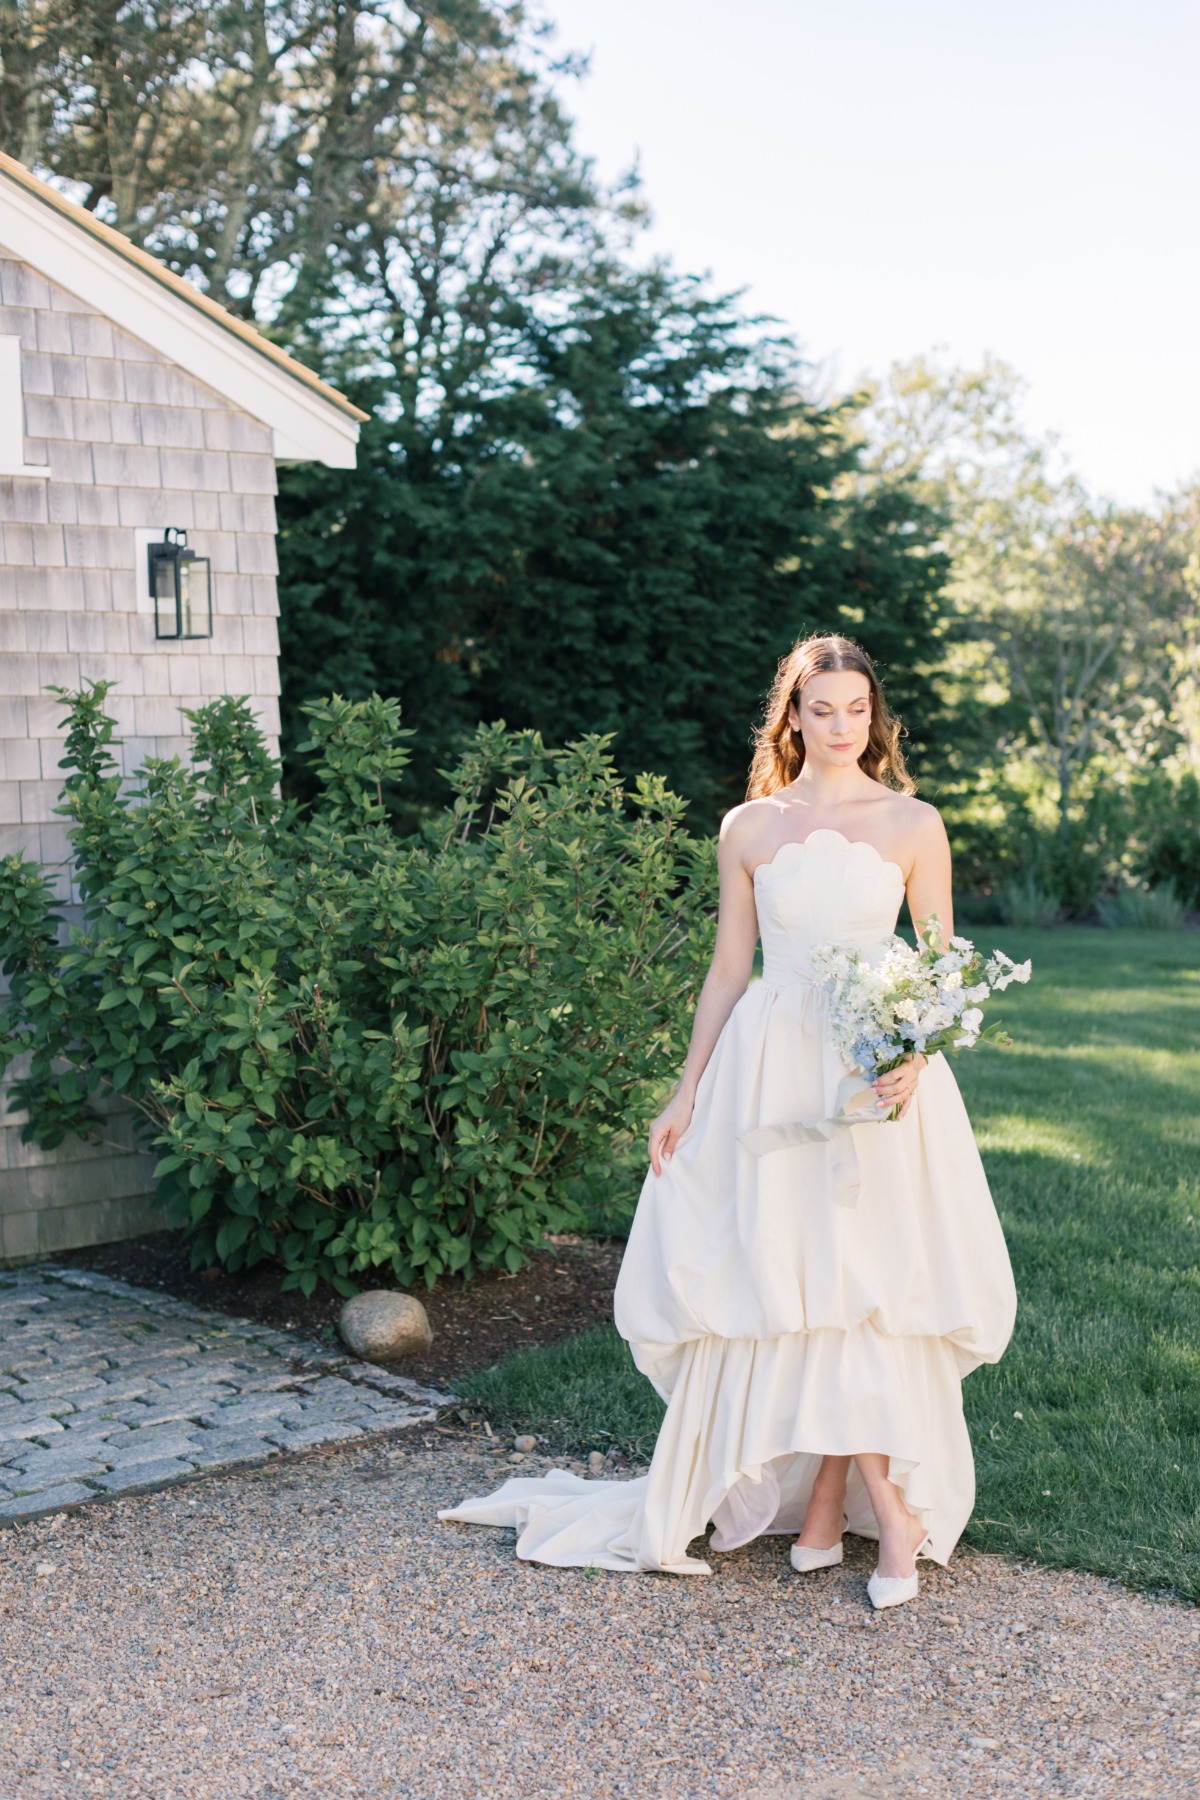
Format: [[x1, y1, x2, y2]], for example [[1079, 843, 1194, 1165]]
[[873, 1051, 928, 1121], [648, 1089, 695, 1176]]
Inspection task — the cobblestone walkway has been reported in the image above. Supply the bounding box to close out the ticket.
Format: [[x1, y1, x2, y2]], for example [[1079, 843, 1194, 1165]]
[[0, 1264, 451, 1520]]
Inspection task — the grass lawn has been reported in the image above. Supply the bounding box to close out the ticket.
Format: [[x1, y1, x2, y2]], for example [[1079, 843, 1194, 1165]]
[[458, 927, 1200, 1603]]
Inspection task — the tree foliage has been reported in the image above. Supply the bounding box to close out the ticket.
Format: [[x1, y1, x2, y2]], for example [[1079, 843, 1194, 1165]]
[[856, 355, 1200, 910], [277, 266, 954, 831], [0, 0, 609, 379], [3, 6, 958, 842]]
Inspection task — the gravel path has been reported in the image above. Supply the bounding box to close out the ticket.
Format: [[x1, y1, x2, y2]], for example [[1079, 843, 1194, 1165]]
[[2, 1431, 1196, 1800]]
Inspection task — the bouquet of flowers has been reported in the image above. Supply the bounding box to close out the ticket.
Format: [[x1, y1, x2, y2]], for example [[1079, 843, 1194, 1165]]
[[809, 917, 1032, 1121]]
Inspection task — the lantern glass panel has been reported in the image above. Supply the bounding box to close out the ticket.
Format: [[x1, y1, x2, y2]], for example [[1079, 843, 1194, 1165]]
[[153, 553, 179, 638], [180, 560, 197, 636], [179, 552, 212, 638]]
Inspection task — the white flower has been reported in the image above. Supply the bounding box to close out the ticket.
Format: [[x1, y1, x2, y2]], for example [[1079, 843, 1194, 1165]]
[[810, 931, 1029, 1084], [993, 957, 1032, 991]]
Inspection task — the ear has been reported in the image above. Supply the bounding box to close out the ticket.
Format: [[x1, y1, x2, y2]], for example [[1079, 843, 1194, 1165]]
[[786, 702, 801, 734]]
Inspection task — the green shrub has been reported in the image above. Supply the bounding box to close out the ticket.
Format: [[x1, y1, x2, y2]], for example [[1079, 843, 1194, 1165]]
[[1096, 881, 1189, 930], [955, 780, 1157, 922], [0, 686, 715, 1293], [1135, 770, 1200, 909], [996, 869, 1066, 929]]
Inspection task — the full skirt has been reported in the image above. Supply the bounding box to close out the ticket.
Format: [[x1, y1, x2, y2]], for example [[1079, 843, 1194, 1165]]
[[439, 975, 1017, 1573]]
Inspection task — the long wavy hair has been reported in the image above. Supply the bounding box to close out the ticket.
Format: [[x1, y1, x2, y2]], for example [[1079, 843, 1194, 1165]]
[[746, 633, 916, 800]]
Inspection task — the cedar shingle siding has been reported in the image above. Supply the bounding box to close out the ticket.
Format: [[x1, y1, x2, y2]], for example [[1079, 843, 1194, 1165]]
[[0, 252, 284, 1262]]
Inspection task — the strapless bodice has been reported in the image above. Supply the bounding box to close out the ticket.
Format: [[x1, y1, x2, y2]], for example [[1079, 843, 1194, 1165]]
[[753, 829, 906, 986]]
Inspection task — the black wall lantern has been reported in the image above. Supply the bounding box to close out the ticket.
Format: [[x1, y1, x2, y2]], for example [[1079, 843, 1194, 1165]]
[[148, 528, 212, 640]]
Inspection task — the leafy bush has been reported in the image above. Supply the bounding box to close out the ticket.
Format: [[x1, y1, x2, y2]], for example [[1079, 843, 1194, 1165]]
[[1037, 812, 1120, 920], [947, 785, 1097, 922], [1135, 770, 1200, 909], [995, 870, 1066, 929], [951, 776, 1173, 922], [0, 687, 714, 1293], [1096, 882, 1189, 930]]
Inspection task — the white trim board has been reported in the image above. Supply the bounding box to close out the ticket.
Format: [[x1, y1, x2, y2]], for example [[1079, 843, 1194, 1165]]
[[0, 331, 48, 475], [0, 182, 360, 470]]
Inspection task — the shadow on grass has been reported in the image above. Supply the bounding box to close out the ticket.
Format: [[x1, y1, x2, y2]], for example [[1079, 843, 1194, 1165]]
[[456, 1324, 665, 1465]]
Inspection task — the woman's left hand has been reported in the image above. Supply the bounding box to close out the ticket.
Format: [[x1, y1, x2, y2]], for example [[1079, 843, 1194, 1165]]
[[873, 1051, 928, 1120]]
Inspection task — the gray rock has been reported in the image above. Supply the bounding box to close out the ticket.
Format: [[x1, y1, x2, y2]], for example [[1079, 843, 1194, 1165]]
[[338, 1292, 432, 1361], [513, 1434, 537, 1453]]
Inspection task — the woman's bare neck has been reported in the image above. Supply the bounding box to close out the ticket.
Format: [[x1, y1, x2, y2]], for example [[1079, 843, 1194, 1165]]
[[777, 770, 881, 810]]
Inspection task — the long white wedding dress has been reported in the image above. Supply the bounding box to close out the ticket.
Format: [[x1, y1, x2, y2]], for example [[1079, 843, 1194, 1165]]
[[439, 829, 1017, 1574]]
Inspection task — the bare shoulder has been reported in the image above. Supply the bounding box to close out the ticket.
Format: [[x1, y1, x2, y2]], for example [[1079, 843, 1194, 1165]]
[[876, 794, 949, 876], [718, 797, 777, 869], [892, 794, 948, 847]]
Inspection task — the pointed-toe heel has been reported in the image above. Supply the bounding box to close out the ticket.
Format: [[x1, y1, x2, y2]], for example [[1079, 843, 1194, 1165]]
[[867, 1533, 933, 1611], [790, 1539, 844, 1574]]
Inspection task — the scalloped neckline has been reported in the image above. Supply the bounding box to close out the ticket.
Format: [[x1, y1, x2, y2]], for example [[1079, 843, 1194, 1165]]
[[752, 827, 906, 885]]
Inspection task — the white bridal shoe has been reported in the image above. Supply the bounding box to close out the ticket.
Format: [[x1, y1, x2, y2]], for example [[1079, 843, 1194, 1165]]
[[790, 1539, 844, 1573], [790, 1516, 847, 1573], [791, 1504, 849, 1576], [867, 1532, 933, 1611]]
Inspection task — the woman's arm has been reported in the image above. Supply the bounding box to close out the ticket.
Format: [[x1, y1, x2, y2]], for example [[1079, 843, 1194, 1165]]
[[902, 805, 955, 951], [874, 805, 954, 1121], [648, 812, 759, 1174]]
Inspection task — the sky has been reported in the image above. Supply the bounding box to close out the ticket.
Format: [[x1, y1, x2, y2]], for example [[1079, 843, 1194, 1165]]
[[545, 0, 1200, 507]]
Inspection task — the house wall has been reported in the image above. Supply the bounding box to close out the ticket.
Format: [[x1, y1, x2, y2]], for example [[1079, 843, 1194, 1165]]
[[0, 250, 284, 1262]]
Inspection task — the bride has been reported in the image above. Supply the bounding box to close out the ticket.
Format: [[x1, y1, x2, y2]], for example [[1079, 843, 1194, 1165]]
[[440, 633, 1017, 1609]]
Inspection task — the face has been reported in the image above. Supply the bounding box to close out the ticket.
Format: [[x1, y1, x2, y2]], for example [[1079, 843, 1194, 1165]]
[[787, 669, 872, 764]]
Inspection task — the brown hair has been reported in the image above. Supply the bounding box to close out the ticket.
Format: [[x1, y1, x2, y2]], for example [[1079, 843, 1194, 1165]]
[[746, 633, 916, 799]]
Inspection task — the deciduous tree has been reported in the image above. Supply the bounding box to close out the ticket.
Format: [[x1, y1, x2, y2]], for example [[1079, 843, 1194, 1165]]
[[857, 355, 1200, 873]]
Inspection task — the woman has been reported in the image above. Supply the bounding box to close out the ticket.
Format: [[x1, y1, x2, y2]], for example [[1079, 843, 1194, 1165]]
[[440, 634, 1017, 1609]]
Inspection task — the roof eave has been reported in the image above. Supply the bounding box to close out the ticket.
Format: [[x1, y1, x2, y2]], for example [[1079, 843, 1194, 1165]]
[[0, 154, 367, 468]]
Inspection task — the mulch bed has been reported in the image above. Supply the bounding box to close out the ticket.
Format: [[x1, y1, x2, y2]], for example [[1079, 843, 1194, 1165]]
[[57, 1230, 625, 1390]]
